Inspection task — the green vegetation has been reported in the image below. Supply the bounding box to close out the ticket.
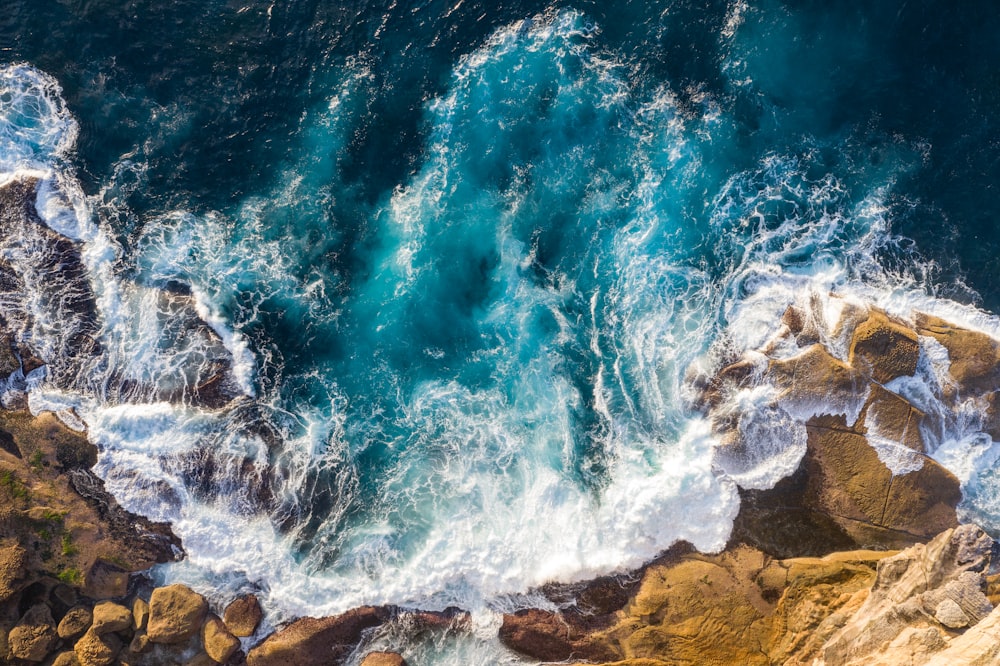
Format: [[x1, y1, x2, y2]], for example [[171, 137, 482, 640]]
[[0, 468, 29, 501], [57, 567, 82, 585], [61, 531, 77, 557], [28, 449, 45, 471]]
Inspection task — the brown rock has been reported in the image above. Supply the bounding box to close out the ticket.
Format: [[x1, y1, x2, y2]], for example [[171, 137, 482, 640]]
[[0, 542, 27, 602], [915, 312, 1000, 394], [58, 606, 93, 640], [224, 593, 263, 637], [802, 416, 959, 547], [132, 597, 149, 631], [74, 628, 122, 666], [849, 310, 920, 384], [360, 652, 407, 666], [860, 384, 924, 451], [52, 651, 81, 666], [127, 631, 150, 655], [768, 344, 866, 406], [186, 652, 219, 666], [9, 603, 58, 661], [147, 584, 209, 644], [203, 613, 241, 664], [499, 609, 619, 663], [91, 601, 132, 635], [83, 560, 129, 600], [245, 606, 392, 666]]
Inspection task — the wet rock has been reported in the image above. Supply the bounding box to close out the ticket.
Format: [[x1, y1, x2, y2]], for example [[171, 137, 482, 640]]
[[147, 584, 208, 644], [203, 613, 241, 664], [90, 600, 132, 635], [848, 310, 920, 384], [360, 652, 407, 666], [246, 606, 393, 666], [224, 593, 263, 637], [58, 605, 93, 640], [915, 312, 1000, 394], [68, 469, 182, 568], [9, 602, 58, 661], [499, 608, 620, 663], [74, 627, 122, 666]]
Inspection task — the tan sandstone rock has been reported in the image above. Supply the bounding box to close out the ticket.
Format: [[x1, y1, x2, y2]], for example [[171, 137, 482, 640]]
[[74, 627, 122, 666], [202, 613, 241, 664], [132, 596, 149, 631], [360, 651, 408, 666], [147, 584, 209, 644], [0, 542, 27, 602], [58, 605, 93, 640], [90, 600, 132, 635], [9, 603, 58, 661], [224, 593, 263, 637]]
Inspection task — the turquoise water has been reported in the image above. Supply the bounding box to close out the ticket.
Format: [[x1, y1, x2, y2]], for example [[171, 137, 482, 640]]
[[5, 1, 1000, 662]]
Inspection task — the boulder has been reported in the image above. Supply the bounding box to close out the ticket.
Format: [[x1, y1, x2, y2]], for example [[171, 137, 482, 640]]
[[9, 603, 58, 661], [202, 613, 241, 664], [127, 631, 150, 655], [246, 606, 392, 666], [52, 651, 81, 666], [224, 593, 263, 637], [132, 596, 149, 631], [58, 605, 93, 640], [0, 542, 27, 602], [74, 628, 122, 666], [360, 652, 408, 666], [90, 601, 132, 635], [147, 584, 209, 644]]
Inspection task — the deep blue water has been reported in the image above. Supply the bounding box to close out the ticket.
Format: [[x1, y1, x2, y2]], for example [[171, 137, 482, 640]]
[[4, 1, 1000, 662]]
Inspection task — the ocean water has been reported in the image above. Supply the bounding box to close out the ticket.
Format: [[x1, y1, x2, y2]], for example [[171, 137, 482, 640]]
[[5, 1, 1000, 662]]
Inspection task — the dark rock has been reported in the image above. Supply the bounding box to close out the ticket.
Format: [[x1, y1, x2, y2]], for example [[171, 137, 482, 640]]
[[848, 310, 920, 384], [68, 469, 182, 566]]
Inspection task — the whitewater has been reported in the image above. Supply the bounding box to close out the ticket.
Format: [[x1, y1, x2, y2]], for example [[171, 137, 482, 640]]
[[5, 5, 1000, 664]]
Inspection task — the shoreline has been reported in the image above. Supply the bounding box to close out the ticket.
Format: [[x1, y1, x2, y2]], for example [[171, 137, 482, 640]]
[[1, 175, 999, 664]]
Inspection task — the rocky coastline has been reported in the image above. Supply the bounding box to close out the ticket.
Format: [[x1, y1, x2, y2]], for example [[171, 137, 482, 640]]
[[3, 172, 1000, 664]]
